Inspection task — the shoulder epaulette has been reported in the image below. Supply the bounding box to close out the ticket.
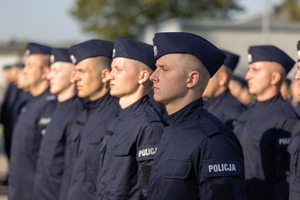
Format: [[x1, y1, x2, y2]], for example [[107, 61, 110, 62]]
[[197, 115, 220, 137]]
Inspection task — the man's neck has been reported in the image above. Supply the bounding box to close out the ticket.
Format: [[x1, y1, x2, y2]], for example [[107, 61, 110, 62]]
[[166, 94, 201, 115], [256, 88, 279, 102], [119, 87, 149, 109], [88, 86, 109, 101], [30, 81, 49, 97], [212, 86, 227, 98], [57, 85, 77, 102]]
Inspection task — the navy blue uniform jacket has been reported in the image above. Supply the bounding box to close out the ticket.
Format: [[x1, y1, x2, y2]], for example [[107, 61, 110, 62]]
[[33, 95, 85, 200], [288, 120, 300, 200], [11, 91, 33, 126], [67, 93, 120, 200], [8, 89, 57, 200], [97, 95, 166, 200], [147, 98, 246, 200], [0, 83, 21, 158], [204, 89, 247, 130], [234, 93, 298, 200]]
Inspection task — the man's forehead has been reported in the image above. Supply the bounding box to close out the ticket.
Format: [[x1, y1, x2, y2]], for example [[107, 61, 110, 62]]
[[156, 53, 183, 64], [112, 57, 143, 69], [51, 61, 72, 70]]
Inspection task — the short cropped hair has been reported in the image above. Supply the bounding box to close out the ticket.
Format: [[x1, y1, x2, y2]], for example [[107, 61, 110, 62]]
[[180, 53, 210, 94]]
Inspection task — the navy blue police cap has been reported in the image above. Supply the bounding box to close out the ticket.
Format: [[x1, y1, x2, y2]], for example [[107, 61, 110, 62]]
[[113, 36, 156, 71], [297, 41, 300, 61], [25, 42, 52, 56], [231, 75, 248, 87], [50, 48, 72, 64], [69, 39, 114, 65], [222, 50, 240, 71], [152, 32, 226, 77], [248, 45, 295, 73]]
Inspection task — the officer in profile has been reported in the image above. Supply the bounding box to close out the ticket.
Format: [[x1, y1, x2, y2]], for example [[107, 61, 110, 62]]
[[147, 32, 246, 200], [203, 50, 246, 129], [234, 45, 298, 200], [97, 36, 165, 200], [10, 64, 32, 125], [290, 79, 300, 115], [0, 63, 22, 160], [59, 39, 119, 200], [8, 43, 57, 200], [33, 48, 85, 200], [288, 40, 300, 200]]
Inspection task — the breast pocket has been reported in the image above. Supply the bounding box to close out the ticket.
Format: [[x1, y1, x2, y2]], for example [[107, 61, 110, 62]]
[[163, 160, 192, 179], [69, 129, 81, 162], [87, 128, 105, 181], [162, 160, 198, 198], [109, 140, 137, 185]]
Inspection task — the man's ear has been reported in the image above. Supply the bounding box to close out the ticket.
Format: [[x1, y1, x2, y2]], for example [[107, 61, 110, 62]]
[[218, 72, 228, 87], [41, 66, 50, 80], [101, 68, 110, 83], [138, 70, 150, 84], [186, 71, 199, 89], [270, 71, 281, 85]]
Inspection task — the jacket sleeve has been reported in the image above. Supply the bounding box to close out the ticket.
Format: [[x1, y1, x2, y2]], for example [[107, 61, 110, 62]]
[[274, 116, 298, 200], [136, 121, 164, 198], [197, 133, 247, 200]]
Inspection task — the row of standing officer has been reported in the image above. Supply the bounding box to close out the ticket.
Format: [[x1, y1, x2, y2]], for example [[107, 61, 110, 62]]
[[6, 32, 247, 200], [288, 41, 300, 200], [7, 37, 166, 200], [22, 30, 300, 199], [5, 33, 299, 199], [0, 63, 32, 162], [203, 42, 300, 200]]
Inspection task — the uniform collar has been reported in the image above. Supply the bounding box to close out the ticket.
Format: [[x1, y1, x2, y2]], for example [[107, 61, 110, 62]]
[[254, 92, 282, 108], [56, 95, 81, 109], [33, 88, 52, 100], [85, 92, 111, 109], [118, 95, 149, 119], [205, 89, 229, 107], [165, 98, 204, 125]]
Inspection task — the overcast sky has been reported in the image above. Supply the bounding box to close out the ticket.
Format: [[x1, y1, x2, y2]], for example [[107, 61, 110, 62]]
[[0, 0, 283, 45]]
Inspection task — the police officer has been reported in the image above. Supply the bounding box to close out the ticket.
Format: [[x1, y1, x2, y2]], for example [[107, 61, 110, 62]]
[[33, 48, 85, 200], [59, 39, 119, 200], [290, 79, 300, 115], [147, 32, 246, 200], [234, 45, 298, 200], [11, 64, 33, 125], [0, 63, 22, 159], [203, 50, 246, 129], [288, 41, 300, 200], [8, 43, 57, 200], [97, 36, 165, 200]]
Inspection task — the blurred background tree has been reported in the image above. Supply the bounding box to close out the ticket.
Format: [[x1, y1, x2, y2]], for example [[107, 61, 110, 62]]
[[70, 0, 243, 41], [275, 0, 300, 21]]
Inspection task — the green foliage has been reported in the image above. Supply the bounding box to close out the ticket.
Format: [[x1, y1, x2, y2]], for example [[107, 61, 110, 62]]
[[281, 0, 300, 21], [70, 0, 243, 41]]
